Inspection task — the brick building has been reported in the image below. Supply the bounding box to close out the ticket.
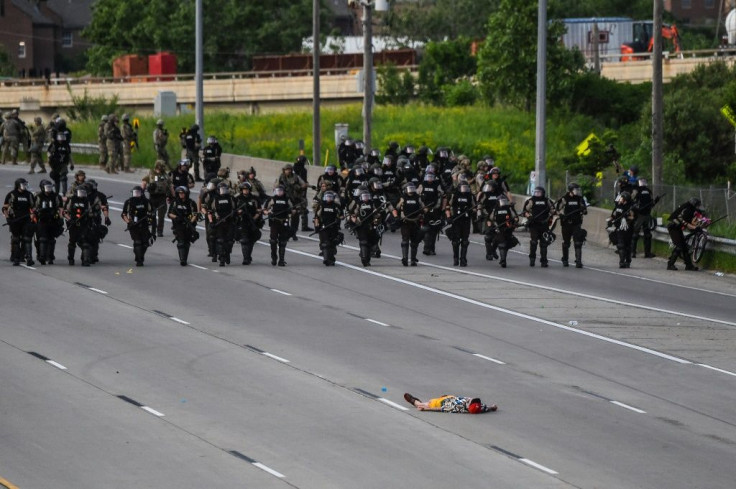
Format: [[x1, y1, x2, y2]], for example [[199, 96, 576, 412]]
[[665, 0, 725, 26], [0, 0, 93, 78]]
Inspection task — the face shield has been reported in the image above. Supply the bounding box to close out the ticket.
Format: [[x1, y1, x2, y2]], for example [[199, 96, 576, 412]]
[[218, 185, 230, 195], [131, 188, 143, 198], [459, 184, 470, 194], [274, 187, 285, 197]]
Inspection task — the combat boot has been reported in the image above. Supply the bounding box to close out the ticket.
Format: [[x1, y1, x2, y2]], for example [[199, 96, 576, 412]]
[[574, 246, 583, 268], [278, 242, 286, 266], [410, 244, 419, 267], [459, 241, 468, 267], [178, 245, 189, 266], [452, 241, 460, 266], [529, 240, 537, 267], [499, 247, 507, 268], [401, 242, 409, 266], [561, 245, 569, 267], [270, 240, 278, 266], [643, 236, 655, 258], [540, 246, 548, 268]]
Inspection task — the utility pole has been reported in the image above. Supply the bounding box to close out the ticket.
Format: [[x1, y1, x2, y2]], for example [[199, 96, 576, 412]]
[[362, 2, 373, 152], [313, 0, 321, 166], [652, 0, 664, 193], [534, 0, 548, 191], [195, 0, 204, 143], [592, 22, 601, 74]]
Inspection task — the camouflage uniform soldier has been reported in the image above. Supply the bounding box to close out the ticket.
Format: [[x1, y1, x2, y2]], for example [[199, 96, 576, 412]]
[[1, 109, 23, 165], [154, 119, 170, 170], [105, 114, 122, 174], [98, 115, 108, 169], [275, 163, 307, 240], [121, 114, 136, 172], [28, 117, 47, 174]]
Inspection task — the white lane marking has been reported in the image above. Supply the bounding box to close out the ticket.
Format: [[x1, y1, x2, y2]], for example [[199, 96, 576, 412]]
[[365, 318, 390, 327], [468, 238, 736, 299], [20, 264, 36, 270], [170, 317, 190, 325], [473, 353, 506, 365], [141, 406, 165, 417], [117, 243, 133, 249], [379, 398, 410, 411], [270, 288, 292, 296], [284, 247, 692, 365], [299, 235, 736, 328], [252, 462, 285, 478], [519, 458, 559, 475], [262, 352, 290, 363], [46, 360, 67, 370], [698, 364, 736, 377], [189, 264, 208, 270], [88, 287, 108, 295], [610, 401, 647, 414]]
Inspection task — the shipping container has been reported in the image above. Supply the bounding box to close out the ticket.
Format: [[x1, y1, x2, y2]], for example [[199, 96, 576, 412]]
[[149, 52, 177, 81], [112, 54, 148, 79], [561, 18, 634, 62]]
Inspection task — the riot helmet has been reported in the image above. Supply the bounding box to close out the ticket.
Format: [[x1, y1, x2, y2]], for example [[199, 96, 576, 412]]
[[131, 186, 144, 198]]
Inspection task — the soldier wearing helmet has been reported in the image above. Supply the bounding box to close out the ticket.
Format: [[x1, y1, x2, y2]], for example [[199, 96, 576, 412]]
[[313, 190, 344, 266], [66, 169, 87, 198], [665, 197, 704, 271], [32, 179, 64, 264], [168, 185, 199, 266], [392, 182, 425, 266], [607, 190, 637, 268], [105, 114, 123, 174], [445, 180, 475, 267], [417, 168, 444, 256], [121, 185, 154, 266], [0, 108, 23, 165], [555, 183, 588, 268], [28, 116, 47, 174], [154, 119, 170, 170], [206, 182, 236, 266], [120, 113, 136, 172], [348, 188, 381, 267], [184, 123, 203, 181], [488, 193, 520, 268], [523, 186, 556, 267]]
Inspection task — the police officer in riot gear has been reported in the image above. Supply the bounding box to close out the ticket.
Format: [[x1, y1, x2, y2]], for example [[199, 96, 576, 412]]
[[631, 177, 658, 258], [202, 136, 222, 177], [32, 180, 63, 265], [48, 125, 72, 195], [314, 190, 343, 266], [185, 124, 203, 181], [666, 197, 702, 271], [64, 184, 92, 266], [349, 190, 381, 267], [86, 180, 111, 264], [122, 186, 154, 266], [264, 185, 295, 266], [170, 159, 195, 190], [523, 186, 556, 267], [488, 196, 519, 268], [478, 180, 501, 261], [445, 182, 474, 267], [234, 182, 262, 265], [556, 183, 587, 268], [3, 178, 35, 266], [608, 191, 637, 268], [168, 186, 199, 266], [418, 170, 444, 255], [208, 182, 236, 266], [393, 182, 425, 266]]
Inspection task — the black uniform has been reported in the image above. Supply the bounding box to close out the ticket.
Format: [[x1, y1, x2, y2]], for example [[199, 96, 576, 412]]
[[122, 195, 153, 266], [350, 196, 381, 267], [168, 195, 199, 266], [65, 194, 93, 266], [666, 200, 700, 271], [202, 142, 223, 176], [33, 189, 63, 264], [631, 184, 658, 258], [266, 192, 294, 266], [556, 192, 587, 268], [523, 193, 555, 267], [185, 126, 202, 180], [489, 201, 519, 268], [209, 191, 236, 266], [314, 197, 343, 266], [609, 199, 636, 268], [234, 191, 262, 265], [170, 168, 195, 190], [87, 187, 109, 264], [395, 190, 425, 266], [446, 188, 474, 267], [3, 185, 35, 265], [48, 131, 72, 195], [479, 182, 503, 260], [418, 177, 443, 255]]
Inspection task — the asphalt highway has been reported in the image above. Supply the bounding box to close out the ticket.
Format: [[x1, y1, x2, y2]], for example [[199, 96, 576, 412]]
[[2, 165, 735, 489]]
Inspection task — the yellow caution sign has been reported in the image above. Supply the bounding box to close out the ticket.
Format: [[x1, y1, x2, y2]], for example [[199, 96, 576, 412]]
[[576, 132, 601, 156], [132, 118, 140, 130], [720, 105, 736, 128]]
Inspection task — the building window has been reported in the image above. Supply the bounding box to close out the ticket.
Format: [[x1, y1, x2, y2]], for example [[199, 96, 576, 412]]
[[62, 30, 73, 48], [705, 0, 715, 7], [18, 42, 26, 59], [681, 0, 691, 8]]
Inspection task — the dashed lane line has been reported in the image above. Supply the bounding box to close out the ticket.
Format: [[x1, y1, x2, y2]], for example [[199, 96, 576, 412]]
[[491, 445, 559, 476], [283, 247, 692, 366], [473, 353, 506, 365], [365, 318, 390, 327], [229, 451, 286, 479], [27, 351, 67, 370], [610, 401, 647, 414], [117, 395, 165, 417], [269, 288, 292, 296]]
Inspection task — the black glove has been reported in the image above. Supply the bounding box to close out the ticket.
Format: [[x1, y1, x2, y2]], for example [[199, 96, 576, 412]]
[[104, 217, 112, 226], [69, 163, 74, 171]]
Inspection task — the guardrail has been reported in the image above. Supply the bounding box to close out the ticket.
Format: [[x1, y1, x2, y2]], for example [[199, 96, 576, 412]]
[[1, 65, 419, 88]]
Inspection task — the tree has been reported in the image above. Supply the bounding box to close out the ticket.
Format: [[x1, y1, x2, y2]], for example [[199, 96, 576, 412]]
[[549, 0, 652, 19], [0, 44, 16, 77], [382, 0, 500, 42], [417, 38, 476, 104], [477, 0, 584, 111], [84, 0, 332, 75]]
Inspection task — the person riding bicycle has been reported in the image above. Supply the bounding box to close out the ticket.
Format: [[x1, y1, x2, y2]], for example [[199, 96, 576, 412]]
[[666, 197, 703, 271]]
